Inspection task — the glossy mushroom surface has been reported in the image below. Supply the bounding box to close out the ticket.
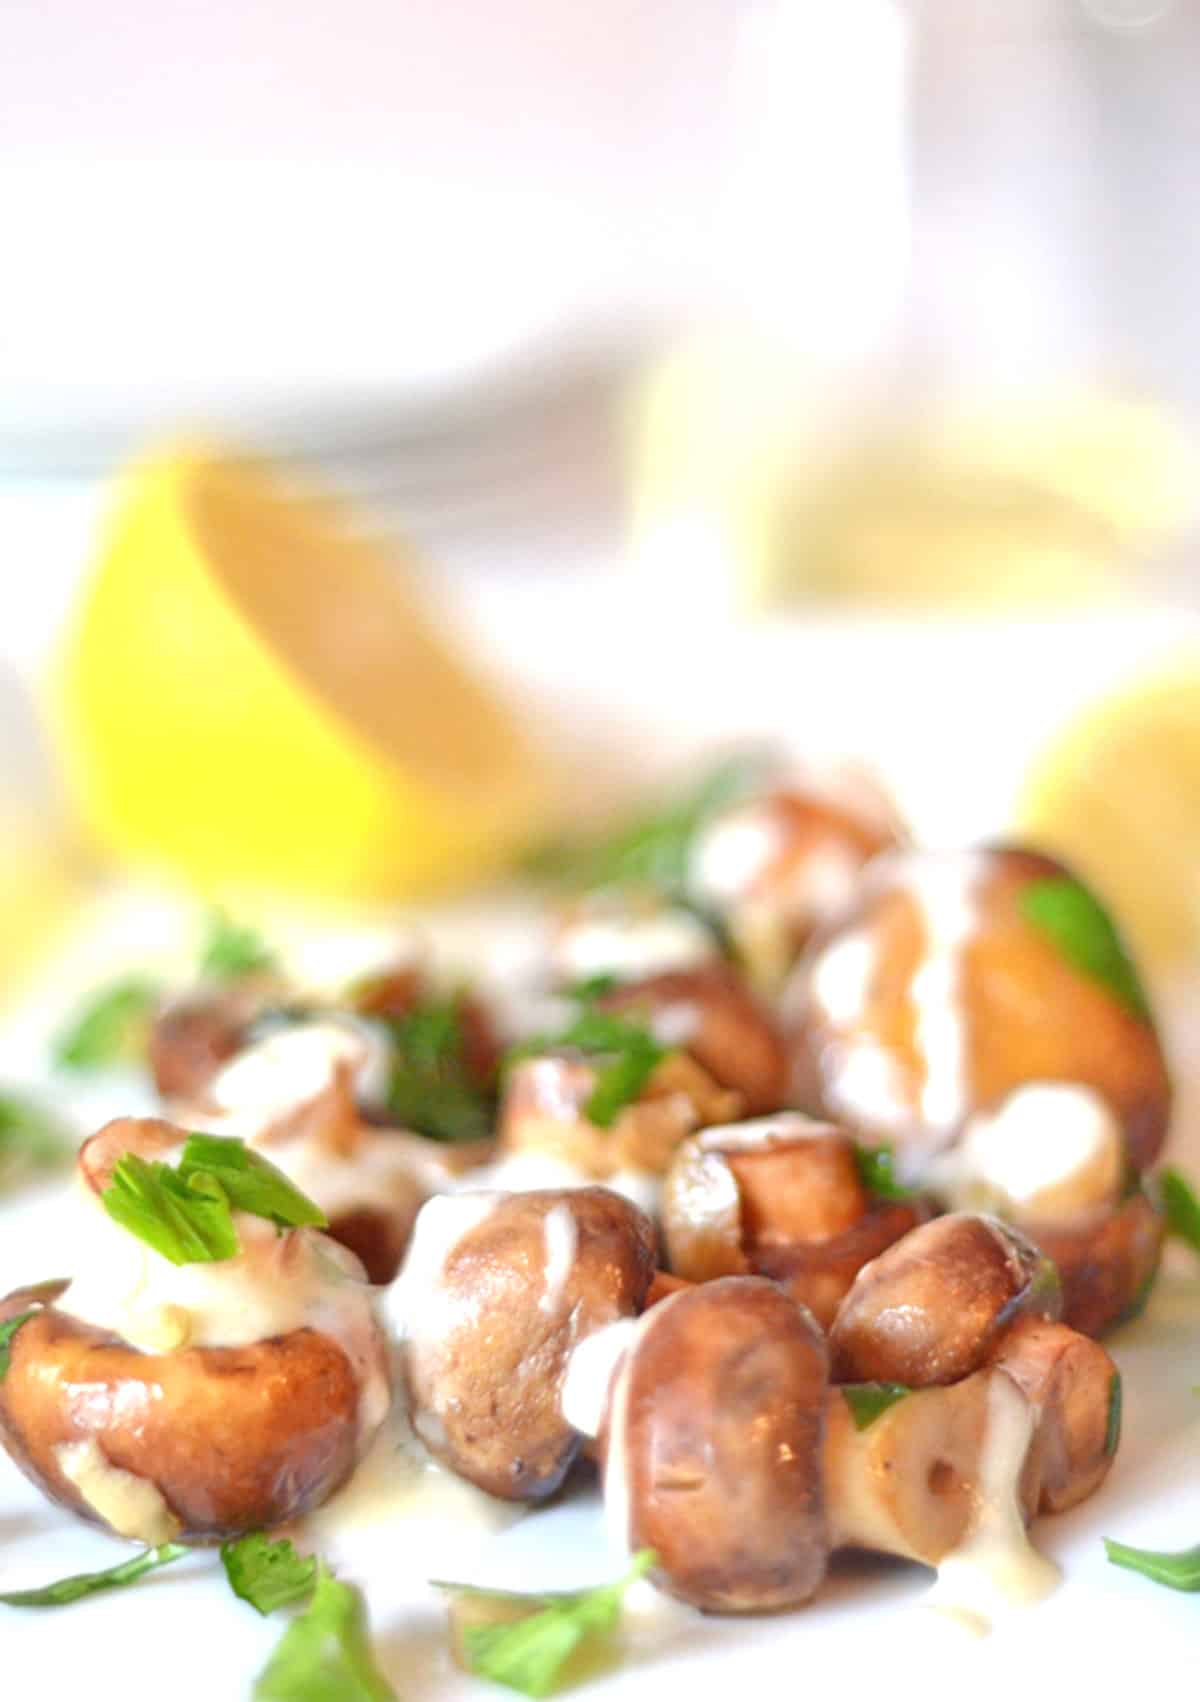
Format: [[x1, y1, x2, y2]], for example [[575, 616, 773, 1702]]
[[662, 1114, 930, 1328], [396, 1188, 656, 1501], [0, 1119, 389, 1543], [602, 1276, 829, 1612], [829, 1212, 1061, 1387], [787, 846, 1171, 1182]]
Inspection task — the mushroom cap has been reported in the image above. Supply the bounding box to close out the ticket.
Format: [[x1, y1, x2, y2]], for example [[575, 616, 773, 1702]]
[[0, 1283, 370, 1542], [400, 1187, 656, 1501], [829, 1212, 1061, 1386], [598, 966, 790, 1116], [662, 1115, 929, 1328], [1025, 1190, 1164, 1339], [607, 1275, 829, 1613], [787, 844, 1171, 1177]]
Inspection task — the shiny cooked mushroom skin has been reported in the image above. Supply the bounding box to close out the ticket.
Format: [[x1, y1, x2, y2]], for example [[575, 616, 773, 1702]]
[[496, 1052, 740, 1182], [686, 784, 904, 991], [398, 1188, 656, 1501], [988, 1315, 1121, 1514], [148, 981, 277, 1102], [661, 1114, 930, 1328], [823, 1368, 1042, 1565], [597, 1273, 1117, 1610], [828, 1213, 1061, 1387], [0, 1285, 369, 1542], [1025, 1190, 1165, 1341], [603, 1277, 830, 1613], [596, 967, 790, 1117], [785, 845, 1171, 1181], [0, 1119, 390, 1543]]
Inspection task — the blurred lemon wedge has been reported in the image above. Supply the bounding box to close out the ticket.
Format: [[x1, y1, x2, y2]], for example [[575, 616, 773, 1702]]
[[53, 445, 548, 898], [1017, 657, 1200, 975]]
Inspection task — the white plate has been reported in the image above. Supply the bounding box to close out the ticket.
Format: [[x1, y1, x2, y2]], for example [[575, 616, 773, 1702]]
[[2, 888, 1200, 1702]]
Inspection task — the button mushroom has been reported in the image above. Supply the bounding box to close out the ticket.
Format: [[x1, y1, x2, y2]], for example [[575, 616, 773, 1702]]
[[178, 1018, 486, 1284], [828, 1212, 1061, 1387], [0, 1118, 390, 1544], [588, 1276, 1111, 1617], [495, 1051, 739, 1204], [596, 966, 790, 1117], [601, 1277, 830, 1613], [392, 1187, 656, 1501], [661, 1113, 931, 1328], [1024, 1189, 1165, 1339], [687, 778, 904, 990], [787, 845, 1171, 1180]]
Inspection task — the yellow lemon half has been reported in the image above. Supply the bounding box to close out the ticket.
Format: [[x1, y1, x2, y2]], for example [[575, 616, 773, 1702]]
[[1016, 657, 1200, 975], [53, 446, 549, 899]]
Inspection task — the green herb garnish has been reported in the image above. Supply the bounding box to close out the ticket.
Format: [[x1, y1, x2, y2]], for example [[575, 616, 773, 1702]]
[[434, 1549, 655, 1699], [0, 1093, 72, 1186], [54, 976, 161, 1071], [1105, 1371, 1123, 1457], [101, 1134, 326, 1265], [1159, 1167, 1200, 1256], [853, 1144, 916, 1201], [0, 1543, 188, 1607], [1020, 877, 1150, 1022], [101, 1152, 241, 1265], [222, 1533, 318, 1616], [199, 911, 277, 982], [384, 995, 493, 1144], [253, 1563, 396, 1702], [842, 1383, 912, 1431], [507, 1009, 667, 1129], [178, 1134, 327, 1232], [526, 756, 765, 895], [0, 1311, 35, 1381], [1104, 1537, 1200, 1592]]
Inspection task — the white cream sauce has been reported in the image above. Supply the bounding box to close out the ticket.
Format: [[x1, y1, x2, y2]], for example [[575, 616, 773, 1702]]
[[560, 1316, 641, 1439], [903, 853, 983, 1139], [689, 805, 783, 906], [463, 1151, 661, 1218], [539, 1203, 578, 1316], [305, 1390, 524, 1568], [56, 1182, 390, 1439], [824, 1036, 911, 1135], [809, 930, 877, 1028], [281, 926, 418, 1002], [926, 1371, 1060, 1635], [56, 1439, 181, 1547], [552, 910, 715, 984], [599, 1296, 687, 1559], [934, 1083, 1125, 1220], [203, 1018, 391, 1133], [696, 1111, 841, 1151], [382, 1192, 501, 1346]]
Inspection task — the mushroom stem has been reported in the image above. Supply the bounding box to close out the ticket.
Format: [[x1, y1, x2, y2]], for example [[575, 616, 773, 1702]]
[[822, 1369, 1040, 1565]]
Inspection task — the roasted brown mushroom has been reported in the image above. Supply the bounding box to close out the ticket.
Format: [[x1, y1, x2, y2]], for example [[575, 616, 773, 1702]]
[[0, 1118, 389, 1544], [395, 1187, 656, 1501], [786, 845, 1171, 1181], [496, 1051, 739, 1190], [988, 1315, 1122, 1514], [177, 1020, 490, 1284], [828, 1212, 1061, 1387], [1025, 1189, 1165, 1340], [661, 1113, 930, 1328], [601, 1277, 830, 1613], [686, 779, 904, 989], [149, 978, 279, 1102], [588, 1274, 1113, 1614], [595, 966, 789, 1117]]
